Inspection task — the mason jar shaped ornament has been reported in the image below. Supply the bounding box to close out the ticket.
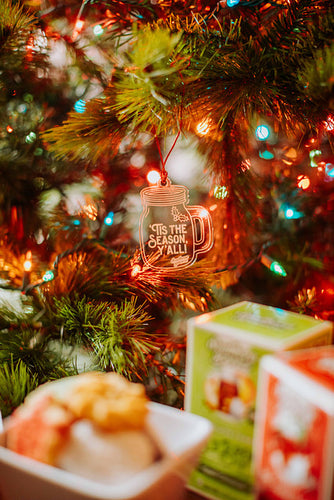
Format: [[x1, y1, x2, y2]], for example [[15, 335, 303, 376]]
[[139, 180, 213, 271]]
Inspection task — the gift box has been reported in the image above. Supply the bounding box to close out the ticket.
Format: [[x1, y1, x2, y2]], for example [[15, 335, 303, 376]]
[[253, 345, 334, 500], [184, 301, 333, 500], [0, 402, 212, 500]]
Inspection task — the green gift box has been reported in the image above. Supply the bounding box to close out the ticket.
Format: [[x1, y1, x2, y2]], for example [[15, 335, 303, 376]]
[[185, 301, 333, 500]]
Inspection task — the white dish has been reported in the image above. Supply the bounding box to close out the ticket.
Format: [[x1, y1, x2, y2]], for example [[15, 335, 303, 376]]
[[0, 402, 212, 500]]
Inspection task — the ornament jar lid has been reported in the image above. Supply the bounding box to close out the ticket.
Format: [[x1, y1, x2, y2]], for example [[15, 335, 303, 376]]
[[140, 184, 188, 206]]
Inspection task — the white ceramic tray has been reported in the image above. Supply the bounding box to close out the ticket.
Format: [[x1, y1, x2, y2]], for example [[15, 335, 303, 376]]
[[0, 402, 212, 500]]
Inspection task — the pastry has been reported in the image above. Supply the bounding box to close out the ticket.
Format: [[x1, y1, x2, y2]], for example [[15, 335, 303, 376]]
[[5, 372, 160, 483]]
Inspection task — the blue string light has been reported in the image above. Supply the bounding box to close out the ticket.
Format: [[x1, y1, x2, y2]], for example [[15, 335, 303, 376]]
[[74, 99, 86, 113], [325, 163, 334, 179], [283, 205, 304, 220], [255, 125, 270, 141], [259, 150, 274, 160], [104, 212, 114, 226]]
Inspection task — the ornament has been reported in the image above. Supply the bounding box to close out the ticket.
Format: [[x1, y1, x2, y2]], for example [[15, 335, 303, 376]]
[[139, 179, 213, 271]]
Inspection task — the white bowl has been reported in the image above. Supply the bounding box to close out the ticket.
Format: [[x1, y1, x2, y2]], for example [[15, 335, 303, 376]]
[[0, 402, 212, 500]]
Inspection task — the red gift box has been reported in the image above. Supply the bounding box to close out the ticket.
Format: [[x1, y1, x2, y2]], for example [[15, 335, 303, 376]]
[[253, 346, 334, 500]]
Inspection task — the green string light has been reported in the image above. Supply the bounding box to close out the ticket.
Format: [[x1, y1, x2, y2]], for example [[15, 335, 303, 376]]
[[261, 254, 287, 277], [42, 270, 55, 282], [270, 261, 287, 277]]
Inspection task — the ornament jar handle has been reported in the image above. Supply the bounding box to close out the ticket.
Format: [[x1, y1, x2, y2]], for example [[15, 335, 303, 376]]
[[187, 206, 214, 255]]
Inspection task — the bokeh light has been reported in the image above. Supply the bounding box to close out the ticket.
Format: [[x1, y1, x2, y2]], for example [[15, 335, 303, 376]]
[[147, 170, 161, 185], [255, 125, 270, 141], [297, 175, 310, 190]]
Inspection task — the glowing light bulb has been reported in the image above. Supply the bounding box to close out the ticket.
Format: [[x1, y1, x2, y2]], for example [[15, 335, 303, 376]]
[[196, 119, 211, 136], [74, 99, 86, 113], [131, 264, 142, 277], [23, 260, 32, 271], [73, 19, 84, 40], [309, 149, 322, 167], [270, 261, 287, 277], [255, 125, 270, 141], [74, 20, 84, 32], [200, 208, 209, 218], [147, 170, 161, 185], [324, 116, 334, 131], [6, 125, 13, 133], [25, 131, 36, 143], [325, 163, 334, 178], [23, 251, 32, 272], [241, 159, 251, 171], [213, 185, 228, 199], [104, 212, 114, 226], [259, 150, 274, 160], [283, 205, 303, 219], [83, 203, 98, 220], [261, 254, 287, 277], [93, 25, 104, 36], [297, 175, 310, 190], [42, 270, 55, 282]]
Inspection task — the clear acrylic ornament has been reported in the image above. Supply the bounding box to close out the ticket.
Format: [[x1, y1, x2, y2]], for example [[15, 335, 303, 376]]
[[139, 180, 213, 271]]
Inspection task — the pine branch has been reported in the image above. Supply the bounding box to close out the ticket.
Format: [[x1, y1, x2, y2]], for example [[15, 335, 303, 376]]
[[0, 0, 38, 71], [298, 44, 334, 118], [42, 87, 128, 163], [0, 360, 38, 417], [51, 294, 162, 379], [90, 297, 157, 377], [0, 325, 76, 382], [129, 251, 217, 312], [38, 240, 216, 312], [112, 27, 187, 133]]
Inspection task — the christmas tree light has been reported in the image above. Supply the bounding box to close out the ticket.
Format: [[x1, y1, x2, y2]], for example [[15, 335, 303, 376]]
[[147, 170, 161, 185], [309, 149, 322, 167], [42, 270, 55, 282], [261, 254, 287, 277], [255, 125, 270, 141], [104, 212, 114, 226], [74, 100, 86, 113]]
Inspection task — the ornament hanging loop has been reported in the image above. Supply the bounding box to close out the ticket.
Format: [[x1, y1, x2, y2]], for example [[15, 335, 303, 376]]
[[160, 169, 169, 186], [158, 176, 171, 188], [154, 130, 181, 186]]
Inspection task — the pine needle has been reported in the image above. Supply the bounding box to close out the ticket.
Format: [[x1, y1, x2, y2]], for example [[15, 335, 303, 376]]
[[0, 359, 38, 417]]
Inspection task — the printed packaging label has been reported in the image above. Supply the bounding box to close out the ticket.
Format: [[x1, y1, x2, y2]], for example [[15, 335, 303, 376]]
[[185, 302, 333, 500], [254, 346, 334, 500]]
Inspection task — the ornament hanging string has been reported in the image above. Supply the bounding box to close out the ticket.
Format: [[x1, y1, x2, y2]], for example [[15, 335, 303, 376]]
[[154, 130, 181, 185], [154, 62, 187, 186]]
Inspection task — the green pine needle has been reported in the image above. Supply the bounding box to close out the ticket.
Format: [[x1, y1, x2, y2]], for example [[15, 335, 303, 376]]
[[0, 326, 75, 382], [0, 0, 41, 75], [0, 359, 38, 417], [52, 294, 156, 379], [299, 44, 334, 108], [42, 88, 128, 163], [112, 27, 186, 133]]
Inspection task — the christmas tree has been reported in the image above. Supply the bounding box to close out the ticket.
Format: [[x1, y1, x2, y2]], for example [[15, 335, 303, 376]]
[[0, 0, 333, 417]]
